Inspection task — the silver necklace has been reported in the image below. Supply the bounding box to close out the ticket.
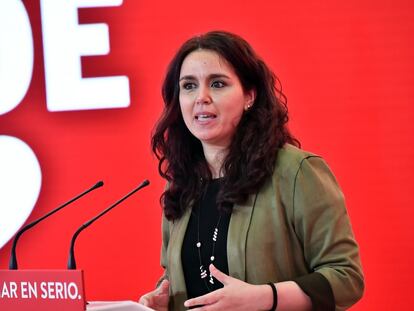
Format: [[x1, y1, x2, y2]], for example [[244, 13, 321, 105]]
[[196, 196, 222, 289]]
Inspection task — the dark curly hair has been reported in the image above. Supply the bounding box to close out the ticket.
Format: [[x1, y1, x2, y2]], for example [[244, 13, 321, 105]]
[[152, 31, 299, 220]]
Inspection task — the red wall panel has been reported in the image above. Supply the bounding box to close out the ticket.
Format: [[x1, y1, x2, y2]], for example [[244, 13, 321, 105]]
[[0, 1, 413, 309]]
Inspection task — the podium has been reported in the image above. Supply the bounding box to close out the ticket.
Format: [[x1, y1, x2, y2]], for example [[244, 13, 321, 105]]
[[0, 270, 154, 311]]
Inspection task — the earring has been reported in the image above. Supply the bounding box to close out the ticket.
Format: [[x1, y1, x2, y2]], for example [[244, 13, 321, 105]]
[[245, 104, 252, 111]]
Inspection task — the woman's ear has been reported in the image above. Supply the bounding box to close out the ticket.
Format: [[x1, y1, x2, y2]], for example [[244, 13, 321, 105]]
[[244, 88, 257, 111]]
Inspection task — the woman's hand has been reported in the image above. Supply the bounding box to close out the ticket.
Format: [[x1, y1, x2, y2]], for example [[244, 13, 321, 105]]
[[184, 264, 273, 311], [139, 279, 170, 311]]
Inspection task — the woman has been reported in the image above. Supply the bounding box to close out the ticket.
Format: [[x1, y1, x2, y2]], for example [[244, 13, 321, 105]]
[[140, 31, 364, 310]]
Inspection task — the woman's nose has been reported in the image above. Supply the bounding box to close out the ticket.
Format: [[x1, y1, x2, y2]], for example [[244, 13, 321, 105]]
[[195, 85, 212, 105]]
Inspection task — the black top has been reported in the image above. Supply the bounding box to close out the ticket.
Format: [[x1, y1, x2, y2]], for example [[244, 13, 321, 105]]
[[181, 179, 335, 310], [181, 179, 231, 298]]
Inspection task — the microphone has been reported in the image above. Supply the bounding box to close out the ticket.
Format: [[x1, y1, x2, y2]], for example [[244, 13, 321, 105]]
[[9, 181, 104, 270], [67, 179, 150, 270]]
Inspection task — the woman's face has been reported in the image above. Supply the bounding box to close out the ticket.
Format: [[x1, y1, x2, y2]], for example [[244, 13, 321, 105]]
[[179, 49, 255, 149]]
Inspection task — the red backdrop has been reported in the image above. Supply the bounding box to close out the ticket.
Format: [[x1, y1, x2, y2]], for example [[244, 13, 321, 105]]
[[1, 1, 413, 310]]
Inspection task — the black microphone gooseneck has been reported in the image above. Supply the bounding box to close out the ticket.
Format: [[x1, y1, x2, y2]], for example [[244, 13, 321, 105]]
[[67, 179, 150, 270], [9, 181, 104, 270]]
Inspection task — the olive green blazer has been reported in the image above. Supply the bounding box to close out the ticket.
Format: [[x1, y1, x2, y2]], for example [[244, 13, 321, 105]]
[[159, 144, 364, 310]]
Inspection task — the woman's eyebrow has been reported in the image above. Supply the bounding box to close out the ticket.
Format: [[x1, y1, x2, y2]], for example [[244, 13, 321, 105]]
[[179, 73, 231, 81], [208, 73, 231, 80], [179, 75, 196, 81]]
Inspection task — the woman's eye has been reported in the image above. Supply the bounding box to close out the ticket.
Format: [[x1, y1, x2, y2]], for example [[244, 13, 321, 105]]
[[211, 81, 225, 88], [182, 82, 196, 90]]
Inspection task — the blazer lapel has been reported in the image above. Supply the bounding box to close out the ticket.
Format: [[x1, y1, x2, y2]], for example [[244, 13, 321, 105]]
[[227, 193, 257, 281], [168, 207, 192, 298]]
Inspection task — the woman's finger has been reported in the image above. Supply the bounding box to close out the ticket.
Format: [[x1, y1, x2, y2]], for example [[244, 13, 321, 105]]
[[184, 290, 219, 308], [157, 279, 170, 295], [209, 264, 231, 286]]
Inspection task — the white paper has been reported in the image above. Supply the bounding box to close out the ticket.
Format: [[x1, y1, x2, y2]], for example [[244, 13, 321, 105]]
[[87, 300, 155, 311]]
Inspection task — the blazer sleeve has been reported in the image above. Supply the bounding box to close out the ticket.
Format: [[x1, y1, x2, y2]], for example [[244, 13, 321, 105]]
[[292, 156, 364, 310], [156, 213, 170, 288]]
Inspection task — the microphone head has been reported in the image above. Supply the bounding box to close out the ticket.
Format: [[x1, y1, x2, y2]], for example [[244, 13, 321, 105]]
[[94, 181, 104, 189]]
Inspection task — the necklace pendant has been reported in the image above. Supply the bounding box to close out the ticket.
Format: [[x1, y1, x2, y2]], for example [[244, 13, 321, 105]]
[[200, 265, 207, 279], [196, 242, 201, 248], [210, 256, 215, 261]]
